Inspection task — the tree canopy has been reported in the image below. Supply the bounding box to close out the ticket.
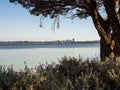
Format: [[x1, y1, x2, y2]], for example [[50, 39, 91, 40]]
[[10, 0, 94, 18], [9, 0, 119, 37]]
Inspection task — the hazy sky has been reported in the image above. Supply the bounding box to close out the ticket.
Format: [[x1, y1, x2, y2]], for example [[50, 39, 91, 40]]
[[0, 0, 99, 41]]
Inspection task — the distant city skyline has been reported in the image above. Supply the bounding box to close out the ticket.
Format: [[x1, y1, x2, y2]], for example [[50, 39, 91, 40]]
[[0, 1, 99, 41]]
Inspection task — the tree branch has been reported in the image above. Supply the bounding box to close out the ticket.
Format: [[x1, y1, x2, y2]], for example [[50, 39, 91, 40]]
[[104, 0, 120, 35], [86, 0, 111, 44]]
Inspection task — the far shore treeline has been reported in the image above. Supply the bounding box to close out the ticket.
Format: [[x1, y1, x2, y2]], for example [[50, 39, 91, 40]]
[[0, 40, 99, 44]]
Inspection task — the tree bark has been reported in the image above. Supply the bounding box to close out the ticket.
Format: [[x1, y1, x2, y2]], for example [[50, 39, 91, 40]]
[[100, 38, 111, 60], [100, 0, 120, 60], [90, 11, 112, 60], [88, 0, 120, 61]]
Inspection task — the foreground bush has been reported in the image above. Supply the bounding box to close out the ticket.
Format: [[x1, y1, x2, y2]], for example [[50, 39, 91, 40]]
[[0, 56, 120, 90]]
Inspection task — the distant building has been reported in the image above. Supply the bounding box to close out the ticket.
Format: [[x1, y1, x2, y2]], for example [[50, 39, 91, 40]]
[[72, 38, 75, 42]]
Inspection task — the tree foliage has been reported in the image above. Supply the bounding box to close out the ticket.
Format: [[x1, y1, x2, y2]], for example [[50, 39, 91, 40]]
[[10, 0, 91, 18]]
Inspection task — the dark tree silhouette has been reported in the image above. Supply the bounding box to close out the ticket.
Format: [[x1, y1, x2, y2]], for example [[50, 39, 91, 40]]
[[10, 0, 120, 60]]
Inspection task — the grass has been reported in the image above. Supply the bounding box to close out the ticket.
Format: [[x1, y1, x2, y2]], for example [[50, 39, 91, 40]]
[[0, 56, 120, 90]]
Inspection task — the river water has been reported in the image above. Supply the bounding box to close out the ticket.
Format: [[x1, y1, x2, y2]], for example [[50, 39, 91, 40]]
[[0, 42, 100, 70]]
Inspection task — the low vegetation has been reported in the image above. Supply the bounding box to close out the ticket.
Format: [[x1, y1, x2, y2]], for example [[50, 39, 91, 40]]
[[0, 56, 120, 90]]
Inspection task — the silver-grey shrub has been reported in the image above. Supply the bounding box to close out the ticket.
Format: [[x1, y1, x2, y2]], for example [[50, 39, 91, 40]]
[[0, 57, 120, 90]]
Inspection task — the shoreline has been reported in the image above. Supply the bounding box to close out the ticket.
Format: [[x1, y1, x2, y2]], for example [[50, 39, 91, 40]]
[[0, 40, 100, 44]]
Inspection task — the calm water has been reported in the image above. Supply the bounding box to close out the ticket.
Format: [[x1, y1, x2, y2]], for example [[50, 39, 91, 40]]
[[0, 43, 100, 70]]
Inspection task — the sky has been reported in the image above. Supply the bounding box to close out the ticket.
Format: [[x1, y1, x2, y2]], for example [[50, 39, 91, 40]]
[[0, 0, 100, 41]]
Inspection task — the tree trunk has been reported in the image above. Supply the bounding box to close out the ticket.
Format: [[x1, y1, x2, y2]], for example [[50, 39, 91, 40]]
[[100, 37, 111, 61], [90, 12, 113, 60], [101, 0, 120, 60], [100, 32, 120, 61], [88, 0, 120, 61], [113, 35, 120, 57]]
